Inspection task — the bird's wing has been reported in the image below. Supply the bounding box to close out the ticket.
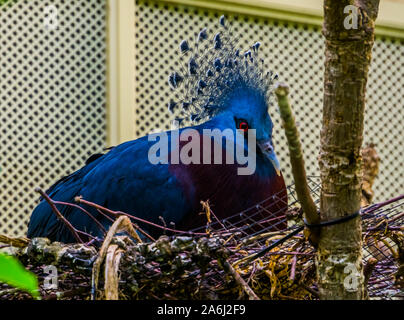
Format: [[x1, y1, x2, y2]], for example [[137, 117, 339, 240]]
[[27, 136, 192, 242]]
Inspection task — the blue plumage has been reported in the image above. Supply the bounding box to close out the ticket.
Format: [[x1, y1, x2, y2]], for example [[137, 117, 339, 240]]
[[27, 16, 287, 243]]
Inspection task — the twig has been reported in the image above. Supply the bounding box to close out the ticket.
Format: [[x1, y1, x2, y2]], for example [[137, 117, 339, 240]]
[[361, 144, 380, 206], [91, 215, 142, 300], [76, 197, 206, 236], [0, 235, 30, 248], [246, 262, 257, 285], [53, 200, 107, 234], [132, 222, 156, 242], [158, 216, 168, 234], [222, 261, 260, 300], [104, 244, 124, 300], [239, 230, 289, 246], [35, 188, 83, 243], [274, 83, 320, 246], [362, 194, 404, 214], [234, 226, 304, 267], [201, 200, 227, 231], [364, 257, 378, 286], [301, 284, 319, 298], [289, 255, 297, 281]]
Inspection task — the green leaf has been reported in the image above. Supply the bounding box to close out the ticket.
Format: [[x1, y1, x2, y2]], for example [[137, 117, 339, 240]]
[[0, 253, 40, 299]]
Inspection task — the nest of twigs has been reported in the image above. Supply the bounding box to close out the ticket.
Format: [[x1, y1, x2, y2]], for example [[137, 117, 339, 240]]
[[0, 228, 315, 300], [0, 180, 402, 300]]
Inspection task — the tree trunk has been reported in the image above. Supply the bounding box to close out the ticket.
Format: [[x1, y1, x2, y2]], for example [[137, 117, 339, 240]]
[[317, 0, 379, 299]]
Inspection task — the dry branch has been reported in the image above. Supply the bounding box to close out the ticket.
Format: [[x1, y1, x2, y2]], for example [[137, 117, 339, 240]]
[[274, 83, 320, 246], [361, 144, 380, 206], [91, 215, 142, 300], [222, 261, 260, 300], [104, 244, 124, 300], [35, 188, 83, 243], [0, 235, 30, 248]]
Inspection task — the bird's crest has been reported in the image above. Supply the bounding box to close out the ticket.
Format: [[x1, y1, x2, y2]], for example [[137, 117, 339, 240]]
[[167, 15, 278, 125]]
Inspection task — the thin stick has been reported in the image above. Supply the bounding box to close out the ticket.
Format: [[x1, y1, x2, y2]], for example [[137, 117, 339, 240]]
[[301, 284, 319, 298], [364, 257, 378, 286], [363, 194, 404, 213], [104, 244, 123, 300], [240, 230, 289, 246], [274, 83, 320, 246], [76, 197, 206, 236], [201, 200, 227, 231], [132, 222, 156, 242], [0, 235, 30, 248], [223, 261, 260, 300], [92, 216, 142, 300], [53, 200, 107, 234], [95, 207, 155, 242], [52, 197, 155, 242], [234, 226, 304, 267], [289, 255, 297, 281], [35, 188, 83, 243]]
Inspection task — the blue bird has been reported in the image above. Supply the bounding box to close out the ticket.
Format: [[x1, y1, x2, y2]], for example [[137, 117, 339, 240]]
[[27, 16, 288, 243]]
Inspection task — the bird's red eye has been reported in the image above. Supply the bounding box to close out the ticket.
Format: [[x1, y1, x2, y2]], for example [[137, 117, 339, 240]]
[[239, 121, 249, 132]]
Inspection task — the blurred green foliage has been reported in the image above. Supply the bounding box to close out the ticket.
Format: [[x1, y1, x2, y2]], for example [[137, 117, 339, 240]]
[[0, 0, 11, 6], [0, 253, 40, 299]]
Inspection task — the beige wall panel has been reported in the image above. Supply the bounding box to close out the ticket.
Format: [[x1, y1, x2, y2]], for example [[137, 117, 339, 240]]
[[0, 0, 107, 236]]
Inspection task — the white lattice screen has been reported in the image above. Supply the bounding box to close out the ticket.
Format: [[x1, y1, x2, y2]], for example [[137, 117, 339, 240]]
[[134, 0, 403, 204], [0, 0, 107, 236]]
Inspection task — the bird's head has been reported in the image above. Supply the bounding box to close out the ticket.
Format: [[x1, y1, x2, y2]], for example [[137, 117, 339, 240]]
[[222, 86, 280, 176], [167, 16, 280, 175]]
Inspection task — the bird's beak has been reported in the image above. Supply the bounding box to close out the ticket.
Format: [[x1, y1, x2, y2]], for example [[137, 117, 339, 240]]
[[258, 140, 281, 176]]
